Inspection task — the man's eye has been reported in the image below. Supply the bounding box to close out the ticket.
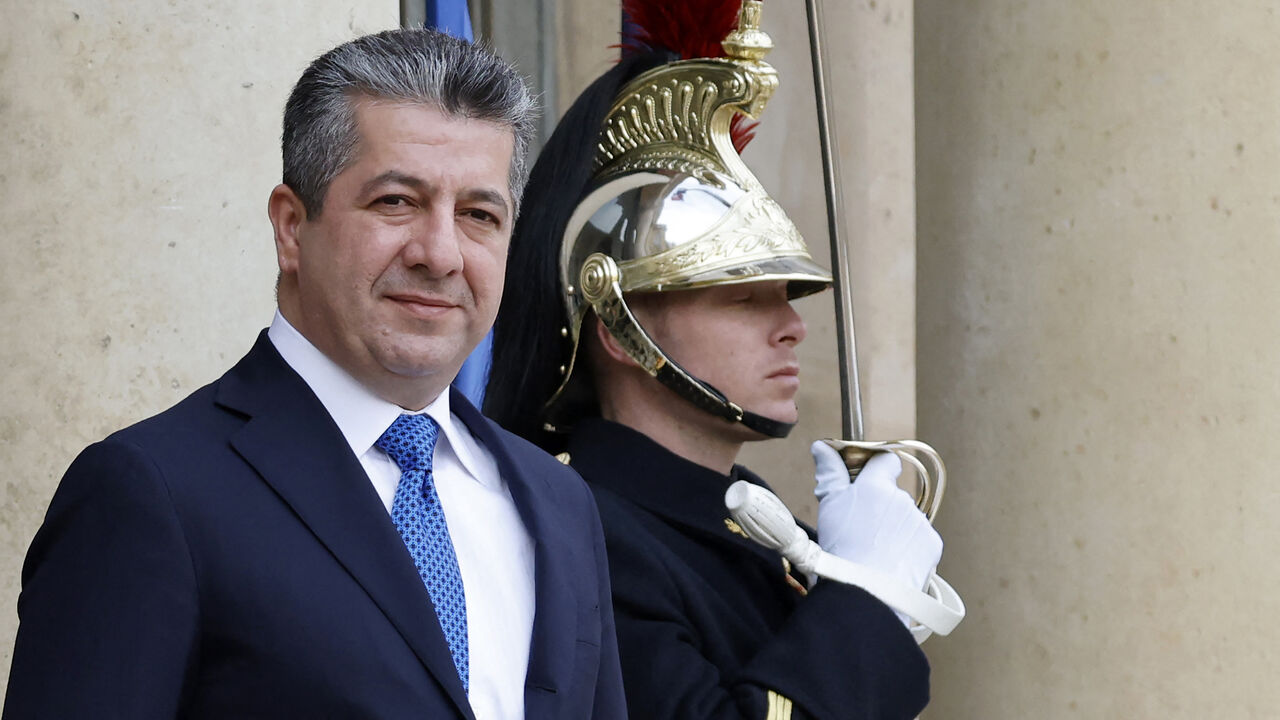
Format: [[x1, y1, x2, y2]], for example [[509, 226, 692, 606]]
[[463, 209, 498, 225], [375, 195, 410, 208]]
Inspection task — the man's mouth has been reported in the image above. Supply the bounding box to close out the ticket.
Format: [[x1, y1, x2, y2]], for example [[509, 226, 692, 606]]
[[385, 293, 459, 318], [768, 364, 800, 379]]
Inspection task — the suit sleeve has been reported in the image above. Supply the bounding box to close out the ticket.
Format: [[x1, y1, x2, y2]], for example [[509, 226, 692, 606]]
[[606, 526, 930, 720], [4, 440, 199, 719]]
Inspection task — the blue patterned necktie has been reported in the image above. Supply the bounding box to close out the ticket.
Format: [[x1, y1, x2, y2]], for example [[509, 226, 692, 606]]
[[376, 413, 469, 693]]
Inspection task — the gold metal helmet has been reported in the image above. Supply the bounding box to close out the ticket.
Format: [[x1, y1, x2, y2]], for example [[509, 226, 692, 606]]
[[546, 1, 832, 438]]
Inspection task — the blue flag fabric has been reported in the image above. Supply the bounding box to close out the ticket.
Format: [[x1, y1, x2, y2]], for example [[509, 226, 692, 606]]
[[429, 0, 489, 408], [453, 329, 492, 409], [427, 0, 474, 42]]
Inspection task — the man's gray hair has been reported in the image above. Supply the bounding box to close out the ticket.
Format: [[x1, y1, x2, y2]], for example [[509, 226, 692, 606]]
[[282, 28, 539, 218]]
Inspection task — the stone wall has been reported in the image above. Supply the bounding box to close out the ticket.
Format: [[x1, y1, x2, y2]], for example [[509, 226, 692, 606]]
[[917, 2, 1280, 716]]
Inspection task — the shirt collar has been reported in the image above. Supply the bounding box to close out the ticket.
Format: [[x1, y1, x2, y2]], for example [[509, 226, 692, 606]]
[[266, 311, 488, 484]]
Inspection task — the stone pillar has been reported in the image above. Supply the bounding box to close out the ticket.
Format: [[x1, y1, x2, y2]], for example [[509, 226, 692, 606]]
[[917, 2, 1280, 716], [0, 0, 395, 693], [553, 0, 617, 110]]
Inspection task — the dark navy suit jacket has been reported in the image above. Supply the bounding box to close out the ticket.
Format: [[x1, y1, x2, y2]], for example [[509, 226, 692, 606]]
[[4, 332, 625, 719]]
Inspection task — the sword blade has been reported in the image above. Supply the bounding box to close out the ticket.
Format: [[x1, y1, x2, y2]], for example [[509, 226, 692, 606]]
[[805, 0, 864, 441]]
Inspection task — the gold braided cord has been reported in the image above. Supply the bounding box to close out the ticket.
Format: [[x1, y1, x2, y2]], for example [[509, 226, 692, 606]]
[[766, 690, 794, 720]]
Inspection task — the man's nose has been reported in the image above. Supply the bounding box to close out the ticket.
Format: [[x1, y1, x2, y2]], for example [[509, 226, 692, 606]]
[[401, 207, 464, 277], [776, 302, 807, 346]]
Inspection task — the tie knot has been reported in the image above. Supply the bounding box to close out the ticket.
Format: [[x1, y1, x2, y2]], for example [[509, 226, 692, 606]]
[[376, 413, 441, 474]]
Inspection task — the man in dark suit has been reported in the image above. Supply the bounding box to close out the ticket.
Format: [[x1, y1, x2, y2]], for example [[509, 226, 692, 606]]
[[4, 29, 624, 719]]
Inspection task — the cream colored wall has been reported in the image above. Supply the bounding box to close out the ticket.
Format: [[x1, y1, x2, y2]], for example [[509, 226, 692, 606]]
[[917, 2, 1280, 717], [0, 0, 396, 695]]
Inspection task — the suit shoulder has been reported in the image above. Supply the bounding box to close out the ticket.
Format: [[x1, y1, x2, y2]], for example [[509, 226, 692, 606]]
[[102, 378, 231, 449], [470, 416, 599, 507], [485, 420, 580, 476], [54, 379, 218, 493], [69, 377, 243, 501], [577, 484, 671, 561]]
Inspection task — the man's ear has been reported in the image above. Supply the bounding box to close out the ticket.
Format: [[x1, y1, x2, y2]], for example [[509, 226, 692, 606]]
[[592, 314, 642, 369], [268, 184, 307, 275]]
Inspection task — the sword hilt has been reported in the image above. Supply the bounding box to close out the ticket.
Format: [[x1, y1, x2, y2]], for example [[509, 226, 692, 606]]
[[820, 439, 946, 523]]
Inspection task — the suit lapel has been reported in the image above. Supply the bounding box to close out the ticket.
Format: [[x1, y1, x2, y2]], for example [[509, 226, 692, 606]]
[[451, 390, 576, 718], [217, 334, 475, 720]]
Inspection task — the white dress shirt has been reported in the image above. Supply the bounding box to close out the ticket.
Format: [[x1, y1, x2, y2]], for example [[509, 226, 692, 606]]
[[268, 312, 535, 720]]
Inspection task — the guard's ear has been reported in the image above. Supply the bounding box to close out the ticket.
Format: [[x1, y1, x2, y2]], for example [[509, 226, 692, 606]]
[[591, 313, 643, 369], [268, 183, 307, 275]]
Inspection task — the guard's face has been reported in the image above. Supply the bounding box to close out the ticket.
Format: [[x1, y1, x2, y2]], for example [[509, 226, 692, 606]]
[[634, 280, 807, 435], [276, 101, 514, 407]]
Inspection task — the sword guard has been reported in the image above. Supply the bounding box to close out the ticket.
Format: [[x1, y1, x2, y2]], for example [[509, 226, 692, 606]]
[[820, 438, 946, 523]]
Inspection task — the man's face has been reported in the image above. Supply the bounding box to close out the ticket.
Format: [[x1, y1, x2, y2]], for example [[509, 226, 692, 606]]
[[632, 280, 807, 437], [275, 100, 515, 407]]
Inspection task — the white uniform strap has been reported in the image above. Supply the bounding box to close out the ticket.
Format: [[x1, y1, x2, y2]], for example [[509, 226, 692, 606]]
[[725, 480, 965, 643]]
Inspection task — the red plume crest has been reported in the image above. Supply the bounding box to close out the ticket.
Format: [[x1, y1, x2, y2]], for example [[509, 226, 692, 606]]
[[619, 0, 759, 152]]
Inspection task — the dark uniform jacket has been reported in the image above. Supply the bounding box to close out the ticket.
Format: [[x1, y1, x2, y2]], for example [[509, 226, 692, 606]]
[[568, 419, 929, 719]]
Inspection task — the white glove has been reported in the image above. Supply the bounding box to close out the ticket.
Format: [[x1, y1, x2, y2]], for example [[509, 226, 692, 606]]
[[813, 441, 943, 599]]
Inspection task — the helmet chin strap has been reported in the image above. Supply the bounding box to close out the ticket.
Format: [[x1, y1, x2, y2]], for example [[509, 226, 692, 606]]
[[579, 253, 796, 440], [695, 380, 796, 438]]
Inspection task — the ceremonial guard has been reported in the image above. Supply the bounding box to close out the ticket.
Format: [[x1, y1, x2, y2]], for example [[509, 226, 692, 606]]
[[487, 2, 945, 717]]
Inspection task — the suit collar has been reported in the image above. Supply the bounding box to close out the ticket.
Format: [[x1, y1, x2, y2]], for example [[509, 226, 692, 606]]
[[265, 311, 395, 463], [266, 313, 491, 488], [450, 389, 577, 717], [216, 332, 476, 720]]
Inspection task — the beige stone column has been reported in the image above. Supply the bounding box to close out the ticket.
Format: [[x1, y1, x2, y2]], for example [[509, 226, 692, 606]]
[[917, 2, 1280, 717], [554, 0, 617, 109], [0, 0, 395, 693]]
